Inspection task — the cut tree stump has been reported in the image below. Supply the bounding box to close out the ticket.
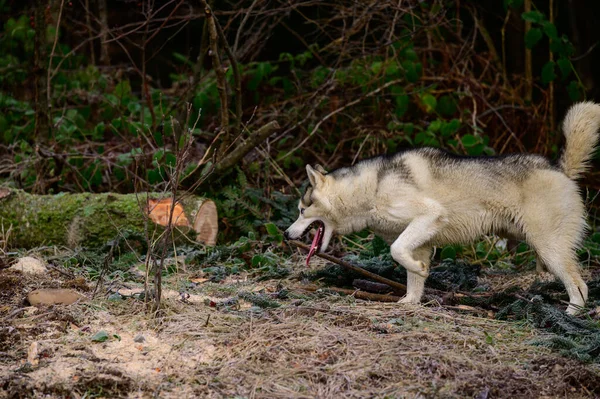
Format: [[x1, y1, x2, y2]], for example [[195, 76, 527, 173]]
[[0, 188, 218, 249]]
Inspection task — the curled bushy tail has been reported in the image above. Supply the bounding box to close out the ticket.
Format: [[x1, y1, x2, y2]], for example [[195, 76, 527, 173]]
[[560, 102, 600, 179]]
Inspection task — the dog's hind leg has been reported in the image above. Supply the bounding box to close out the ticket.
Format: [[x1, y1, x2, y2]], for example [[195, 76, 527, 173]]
[[521, 176, 588, 314], [399, 246, 432, 304], [529, 239, 587, 314]]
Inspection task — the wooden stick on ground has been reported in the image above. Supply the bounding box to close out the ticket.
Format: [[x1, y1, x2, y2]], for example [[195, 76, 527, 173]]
[[301, 284, 401, 303], [289, 240, 407, 295], [289, 240, 496, 303]]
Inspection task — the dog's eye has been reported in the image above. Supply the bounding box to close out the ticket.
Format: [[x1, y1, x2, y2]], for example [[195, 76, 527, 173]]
[[301, 208, 305, 215]]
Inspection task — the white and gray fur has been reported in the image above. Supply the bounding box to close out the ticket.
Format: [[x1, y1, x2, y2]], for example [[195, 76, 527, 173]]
[[285, 102, 600, 314]]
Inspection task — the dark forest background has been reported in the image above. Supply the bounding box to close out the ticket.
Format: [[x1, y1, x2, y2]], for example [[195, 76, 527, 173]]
[[2, 0, 600, 238]]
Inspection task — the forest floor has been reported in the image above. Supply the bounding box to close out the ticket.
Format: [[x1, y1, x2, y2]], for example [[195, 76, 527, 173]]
[[2, 252, 600, 399]]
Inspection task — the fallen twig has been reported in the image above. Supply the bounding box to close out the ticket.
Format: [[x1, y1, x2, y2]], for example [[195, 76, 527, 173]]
[[289, 240, 406, 295], [2, 307, 26, 322], [444, 305, 493, 317], [353, 279, 394, 294], [301, 284, 401, 302], [289, 240, 493, 301], [46, 263, 76, 279]]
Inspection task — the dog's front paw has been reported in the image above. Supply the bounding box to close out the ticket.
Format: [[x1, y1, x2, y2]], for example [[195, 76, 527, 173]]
[[398, 296, 420, 304]]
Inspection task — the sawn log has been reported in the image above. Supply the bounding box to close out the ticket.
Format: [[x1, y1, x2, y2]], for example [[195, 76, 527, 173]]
[[0, 188, 218, 249]]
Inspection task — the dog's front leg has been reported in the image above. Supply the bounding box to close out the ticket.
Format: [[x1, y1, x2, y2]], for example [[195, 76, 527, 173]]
[[390, 205, 447, 304], [401, 247, 433, 304]]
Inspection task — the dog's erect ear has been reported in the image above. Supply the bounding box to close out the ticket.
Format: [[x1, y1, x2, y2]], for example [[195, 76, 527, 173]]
[[314, 164, 328, 174], [306, 164, 325, 187]]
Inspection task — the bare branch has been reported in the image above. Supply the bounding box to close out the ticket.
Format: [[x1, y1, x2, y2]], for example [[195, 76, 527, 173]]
[[202, 1, 230, 152], [210, 6, 243, 137], [33, 0, 50, 140]]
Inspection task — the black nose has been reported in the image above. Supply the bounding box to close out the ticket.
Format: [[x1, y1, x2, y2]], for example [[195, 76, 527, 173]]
[[283, 230, 290, 240]]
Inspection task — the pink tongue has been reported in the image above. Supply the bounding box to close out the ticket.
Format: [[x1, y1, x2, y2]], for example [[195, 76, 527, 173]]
[[306, 223, 324, 266]]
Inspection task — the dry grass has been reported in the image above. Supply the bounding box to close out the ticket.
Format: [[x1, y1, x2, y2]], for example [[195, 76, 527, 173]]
[[2, 264, 600, 398]]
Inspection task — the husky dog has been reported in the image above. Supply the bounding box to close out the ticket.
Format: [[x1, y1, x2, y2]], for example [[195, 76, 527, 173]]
[[284, 102, 600, 314]]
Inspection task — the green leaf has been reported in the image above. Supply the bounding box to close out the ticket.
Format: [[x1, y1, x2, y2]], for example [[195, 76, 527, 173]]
[[483, 146, 495, 156], [503, 0, 523, 10], [550, 36, 576, 57], [402, 60, 420, 83], [114, 80, 131, 98], [91, 330, 110, 343], [420, 93, 437, 113], [172, 51, 194, 67], [251, 254, 277, 267], [525, 28, 543, 49], [467, 143, 485, 156], [561, 36, 576, 57], [165, 152, 177, 168], [370, 61, 383, 75], [441, 119, 461, 137], [94, 122, 106, 139], [279, 52, 294, 63], [153, 149, 165, 162], [556, 57, 572, 79], [437, 95, 458, 116], [567, 80, 583, 101], [429, 120, 442, 132], [265, 223, 279, 237], [521, 11, 544, 23], [516, 242, 530, 253], [549, 40, 562, 54], [415, 131, 439, 147], [440, 246, 456, 260], [153, 129, 164, 146], [541, 61, 556, 85], [461, 134, 479, 147], [395, 94, 409, 117], [401, 47, 418, 62], [384, 62, 400, 78], [414, 131, 428, 145], [372, 235, 389, 256], [178, 133, 188, 150], [148, 168, 162, 184], [542, 21, 558, 40], [127, 102, 141, 114]]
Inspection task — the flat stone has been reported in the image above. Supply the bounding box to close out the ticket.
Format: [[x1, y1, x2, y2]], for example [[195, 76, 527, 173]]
[[27, 289, 85, 306], [8, 257, 47, 275], [134, 334, 146, 343]]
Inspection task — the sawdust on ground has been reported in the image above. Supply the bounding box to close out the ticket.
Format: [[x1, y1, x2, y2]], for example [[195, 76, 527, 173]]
[[2, 265, 600, 398]]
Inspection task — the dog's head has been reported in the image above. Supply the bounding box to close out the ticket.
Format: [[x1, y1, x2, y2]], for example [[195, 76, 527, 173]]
[[284, 164, 336, 261]]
